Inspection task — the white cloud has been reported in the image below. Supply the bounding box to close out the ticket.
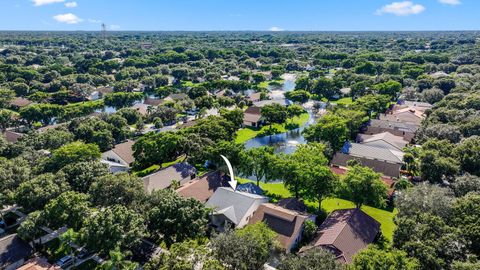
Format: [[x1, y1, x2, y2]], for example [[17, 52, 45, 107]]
[[53, 13, 83, 24], [439, 0, 461, 5], [376, 1, 426, 16], [32, 0, 64, 6], [109, 24, 121, 30], [269, 26, 284, 32], [88, 18, 101, 23], [64, 1, 77, 8]]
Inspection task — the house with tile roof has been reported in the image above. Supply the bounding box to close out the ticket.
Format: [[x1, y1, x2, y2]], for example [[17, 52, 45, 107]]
[[248, 203, 315, 252], [365, 119, 419, 142], [300, 209, 380, 264], [101, 140, 135, 173], [243, 106, 263, 127], [176, 171, 229, 202], [206, 187, 269, 230]]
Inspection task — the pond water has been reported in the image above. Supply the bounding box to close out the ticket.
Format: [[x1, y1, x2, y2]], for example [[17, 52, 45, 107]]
[[244, 109, 316, 155]]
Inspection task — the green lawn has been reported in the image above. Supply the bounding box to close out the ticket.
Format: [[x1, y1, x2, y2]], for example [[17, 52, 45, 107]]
[[257, 79, 285, 89], [235, 112, 310, 144], [332, 97, 353, 106], [133, 156, 186, 177], [237, 178, 397, 241]]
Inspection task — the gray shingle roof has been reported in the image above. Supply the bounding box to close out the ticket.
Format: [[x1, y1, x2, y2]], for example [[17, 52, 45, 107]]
[[0, 234, 33, 268], [369, 119, 419, 133], [357, 132, 409, 151], [206, 187, 268, 226], [143, 163, 197, 193], [342, 142, 404, 164]]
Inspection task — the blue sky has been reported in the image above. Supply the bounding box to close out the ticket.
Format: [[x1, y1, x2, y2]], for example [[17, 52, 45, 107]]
[[1, 0, 478, 31]]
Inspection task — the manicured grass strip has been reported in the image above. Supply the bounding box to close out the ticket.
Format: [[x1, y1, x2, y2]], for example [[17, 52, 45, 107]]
[[332, 97, 353, 105], [235, 112, 310, 144], [237, 178, 397, 241]]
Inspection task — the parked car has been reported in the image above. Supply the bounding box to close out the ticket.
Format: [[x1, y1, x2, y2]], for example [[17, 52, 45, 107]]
[[56, 255, 74, 268], [77, 248, 93, 260]]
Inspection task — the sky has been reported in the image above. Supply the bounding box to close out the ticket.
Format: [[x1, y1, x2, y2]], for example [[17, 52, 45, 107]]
[[1, 0, 479, 31]]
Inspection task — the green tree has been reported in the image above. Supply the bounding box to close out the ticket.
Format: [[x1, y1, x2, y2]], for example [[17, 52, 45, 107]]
[[15, 172, 70, 212], [278, 248, 344, 270], [47, 141, 101, 171], [351, 246, 420, 270], [42, 191, 91, 230], [0, 88, 15, 108], [454, 136, 480, 176], [211, 223, 278, 270], [373, 80, 402, 98], [147, 189, 209, 247], [301, 165, 338, 211], [220, 108, 244, 128], [261, 103, 288, 126], [451, 193, 480, 255], [59, 161, 110, 193], [96, 249, 138, 270], [104, 92, 144, 109], [239, 146, 276, 186], [285, 90, 311, 103], [303, 114, 349, 151], [0, 109, 17, 131], [89, 173, 145, 207], [80, 205, 145, 255], [339, 165, 388, 209]]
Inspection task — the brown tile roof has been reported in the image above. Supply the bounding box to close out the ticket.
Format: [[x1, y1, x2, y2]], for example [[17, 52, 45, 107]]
[[131, 103, 151, 116], [143, 98, 164, 106], [307, 209, 380, 263], [110, 139, 135, 165], [10, 97, 33, 108], [248, 92, 262, 101], [249, 203, 311, 252], [17, 257, 60, 270], [2, 130, 24, 143], [176, 171, 229, 202], [277, 198, 308, 212], [243, 106, 262, 123]]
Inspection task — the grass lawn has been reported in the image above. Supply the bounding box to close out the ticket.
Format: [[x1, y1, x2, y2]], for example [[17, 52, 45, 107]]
[[332, 97, 353, 106], [235, 112, 310, 144], [133, 156, 186, 177], [237, 178, 397, 241], [257, 79, 285, 89]]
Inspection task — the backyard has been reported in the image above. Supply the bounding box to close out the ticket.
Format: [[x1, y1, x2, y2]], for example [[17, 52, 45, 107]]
[[237, 178, 397, 241], [235, 112, 310, 144]]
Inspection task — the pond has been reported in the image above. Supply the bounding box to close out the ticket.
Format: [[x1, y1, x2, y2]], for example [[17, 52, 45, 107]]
[[244, 109, 316, 155]]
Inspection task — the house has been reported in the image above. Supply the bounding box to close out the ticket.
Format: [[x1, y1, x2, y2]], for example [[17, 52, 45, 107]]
[[236, 182, 264, 195], [0, 234, 33, 270], [392, 100, 432, 113], [248, 92, 262, 102], [243, 106, 263, 127], [176, 171, 229, 202], [277, 198, 308, 213], [365, 119, 419, 142], [143, 98, 164, 106], [300, 209, 380, 264], [164, 93, 188, 103], [101, 140, 135, 173], [9, 97, 33, 109], [17, 257, 60, 270], [331, 142, 404, 178], [2, 130, 24, 143], [356, 132, 409, 152], [253, 99, 290, 108], [206, 187, 269, 229], [248, 203, 315, 252], [87, 91, 100, 101], [379, 108, 424, 126], [131, 103, 151, 117], [96, 86, 114, 96], [142, 163, 197, 193]]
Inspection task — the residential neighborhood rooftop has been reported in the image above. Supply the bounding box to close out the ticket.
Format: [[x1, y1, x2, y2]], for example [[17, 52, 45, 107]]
[[143, 163, 197, 193]]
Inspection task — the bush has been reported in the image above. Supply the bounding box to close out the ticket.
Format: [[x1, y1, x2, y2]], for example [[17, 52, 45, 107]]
[[257, 126, 282, 137]]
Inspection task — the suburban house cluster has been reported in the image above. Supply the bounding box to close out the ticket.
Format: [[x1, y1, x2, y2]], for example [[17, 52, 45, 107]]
[[174, 171, 380, 260], [331, 100, 432, 178]]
